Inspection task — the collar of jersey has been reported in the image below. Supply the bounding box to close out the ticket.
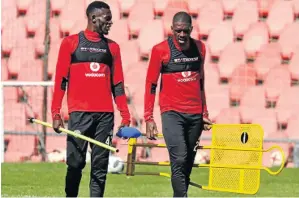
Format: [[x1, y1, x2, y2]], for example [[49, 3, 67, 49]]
[[84, 29, 102, 42]]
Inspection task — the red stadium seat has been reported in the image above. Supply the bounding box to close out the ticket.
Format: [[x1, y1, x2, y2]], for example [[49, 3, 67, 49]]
[[285, 115, 299, 139], [264, 65, 291, 103], [4, 87, 19, 104], [34, 25, 46, 56], [4, 102, 27, 132], [253, 42, 282, 81], [276, 86, 299, 126], [229, 64, 256, 102], [50, 0, 66, 15], [206, 85, 230, 122], [153, 0, 169, 16], [18, 59, 44, 81], [196, 0, 224, 39], [46, 135, 67, 153], [278, 22, 299, 60], [1, 0, 17, 32], [7, 39, 36, 78], [289, 48, 299, 81], [257, 0, 276, 17], [207, 21, 234, 59], [232, 0, 259, 38], [292, 0, 299, 17], [251, 108, 277, 137], [16, 0, 33, 15], [188, 0, 208, 17], [119, 40, 140, 72], [239, 86, 266, 123], [107, 19, 129, 44], [217, 42, 246, 80], [117, 0, 136, 16], [48, 41, 62, 78], [266, 0, 294, 38], [69, 18, 88, 35], [220, 0, 241, 16], [2, 59, 8, 81], [24, 0, 46, 36], [2, 18, 27, 56], [242, 22, 269, 59], [215, 107, 240, 124], [138, 19, 165, 59], [128, 0, 154, 37], [205, 63, 220, 89]]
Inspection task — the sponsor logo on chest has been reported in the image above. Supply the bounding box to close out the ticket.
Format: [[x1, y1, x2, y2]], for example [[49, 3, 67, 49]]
[[173, 57, 199, 63], [80, 47, 107, 53]]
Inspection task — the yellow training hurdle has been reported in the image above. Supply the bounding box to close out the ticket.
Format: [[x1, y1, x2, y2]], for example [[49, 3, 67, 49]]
[[124, 124, 286, 195]]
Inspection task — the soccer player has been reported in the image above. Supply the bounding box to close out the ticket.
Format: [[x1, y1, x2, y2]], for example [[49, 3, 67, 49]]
[[51, 1, 131, 197], [144, 11, 212, 197]]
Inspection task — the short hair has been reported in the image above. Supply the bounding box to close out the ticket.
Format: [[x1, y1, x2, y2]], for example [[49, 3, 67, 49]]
[[86, 1, 110, 17], [172, 11, 192, 24]]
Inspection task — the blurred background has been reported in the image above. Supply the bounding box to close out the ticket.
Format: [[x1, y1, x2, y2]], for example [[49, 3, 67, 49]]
[[1, 0, 299, 168]]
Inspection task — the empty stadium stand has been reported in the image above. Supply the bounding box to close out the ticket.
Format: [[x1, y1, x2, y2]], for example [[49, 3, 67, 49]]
[[2, 0, 299, 165]]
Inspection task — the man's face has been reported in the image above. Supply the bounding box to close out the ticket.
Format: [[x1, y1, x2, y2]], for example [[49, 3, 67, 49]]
[[171, 21, 192, 46], [92, 8, 113, 35]]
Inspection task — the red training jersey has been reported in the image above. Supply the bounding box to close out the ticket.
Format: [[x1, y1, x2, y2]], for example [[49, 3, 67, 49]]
[[51, 29, 131, 125], [144, 36, 208, 122]]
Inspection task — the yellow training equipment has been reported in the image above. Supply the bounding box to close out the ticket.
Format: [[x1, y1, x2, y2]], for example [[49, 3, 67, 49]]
[[199, 124, 285, 194]]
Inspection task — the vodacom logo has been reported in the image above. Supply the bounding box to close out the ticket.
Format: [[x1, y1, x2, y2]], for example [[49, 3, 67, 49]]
[[181, 71, 191, 78], [90, 62, 100, 72]]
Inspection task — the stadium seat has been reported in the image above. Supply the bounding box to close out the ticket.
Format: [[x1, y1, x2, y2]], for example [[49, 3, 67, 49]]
[[187, 0, 208, 17], [251, 108, 277, 137], [289, 48, 299, 81], [207, 21, 234, 59], [153, 0, 169, 16], [128, 0, 154, 37], [276, 86, 299, 126], [50, 0, 66, 15], [117, 0, 136, 16], [264, 65, 291, 103], [125, 62, 147, 90], [46, 135, 67, 153], [1, 0, 17, 32], [33, 25, 46, 57], [69, 18, 88, 35], [232, 0, 259, 38], [2, 17, 27, 56], [59, 0, 85, 36], [85, 0, 121, 21], [285, 115, 299, 139], [48, 41, 62, 78], [196, 0, 224, 39], [4, 87, 19, 104], [292, 0, 299, 17], [205, 63, 220, 89], [2, 59, 8, 81], [266, 0, 294, 38], [4, 102, 27, 132], [18, 59, 44, 81], [229, 64, 256, 102], [257, 0, 276, 17], [16, 0, 33, 15], [138, 19, 165, 59], [239, 86, 266, 123], [7, 39, 36, 78], [217, 42, 246, 80], [206, 85, 230, 122], [242, 22, 269, 59], [220, 0, 241, 16], [278, 22, 299, 60], [162, 5, 188, 35], [24, 0, 46, 36], [253, 42, 282, 81], [4, 135, 36, 162], [215, 107, 240, 124], [107, 19, 129, 44], [119, 40, 140, 72]]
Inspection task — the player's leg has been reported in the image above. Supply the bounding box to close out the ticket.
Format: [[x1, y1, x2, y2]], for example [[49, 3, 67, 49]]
[[89, 112, 114, 197], [65, 112, 93, 197], [161, 110, 189, 197], [185, 113, 203, 191]]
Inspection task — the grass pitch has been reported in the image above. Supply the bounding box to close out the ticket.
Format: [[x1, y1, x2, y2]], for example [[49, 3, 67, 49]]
[[2, 162, 299, 197]]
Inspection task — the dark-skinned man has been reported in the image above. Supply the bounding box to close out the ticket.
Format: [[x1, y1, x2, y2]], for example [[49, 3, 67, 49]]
[[51, 1, 131, 197], [144, 11, 212, 197]]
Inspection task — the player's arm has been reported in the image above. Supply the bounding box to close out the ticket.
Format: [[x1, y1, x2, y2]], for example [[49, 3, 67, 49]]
[[51, 37, 72, 121], [110, 42, 131, 126], [144, 45, 162, 123]]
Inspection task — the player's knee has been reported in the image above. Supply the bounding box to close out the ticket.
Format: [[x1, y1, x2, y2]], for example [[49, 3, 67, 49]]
[[67, 155, 86, 170], [91, 153, 109, 170], [173, 156, 187, 167]]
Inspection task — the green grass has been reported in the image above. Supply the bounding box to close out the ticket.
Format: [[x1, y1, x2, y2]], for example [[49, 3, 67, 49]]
[[2, 163, 299, 197]]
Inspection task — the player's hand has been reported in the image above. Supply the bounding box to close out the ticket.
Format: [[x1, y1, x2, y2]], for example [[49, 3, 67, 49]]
[[53, 114, 64, 134], [117, 121, 130, 132], [203, 117, 212, 131], [146, 121, 158, 140]]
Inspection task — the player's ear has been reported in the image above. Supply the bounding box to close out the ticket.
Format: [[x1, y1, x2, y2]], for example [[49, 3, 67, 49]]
[[189, 26, 193, 34], [92, 15, 96, 24]]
